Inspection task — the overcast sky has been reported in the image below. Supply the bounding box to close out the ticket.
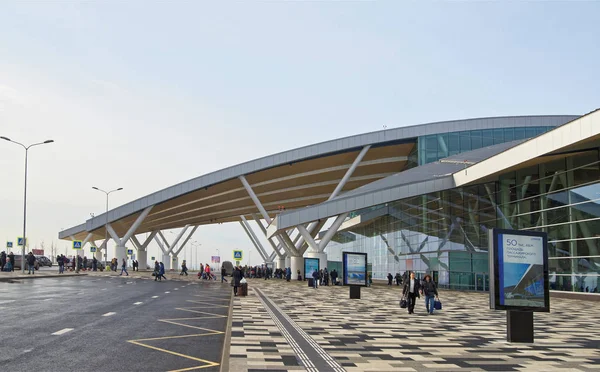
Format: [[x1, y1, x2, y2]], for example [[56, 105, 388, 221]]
[[1, 1, 599, 266]]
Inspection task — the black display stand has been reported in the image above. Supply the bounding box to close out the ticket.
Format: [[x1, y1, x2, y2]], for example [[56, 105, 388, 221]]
[[507, 311, 534, 343], [307, 278, 314, 287], [349, 285, 361, 299]]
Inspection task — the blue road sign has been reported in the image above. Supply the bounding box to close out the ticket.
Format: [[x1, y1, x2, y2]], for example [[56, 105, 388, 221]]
[[17, 237, 26, 246], [90, 247, 97, 253], [127, 249, 133, 255], [73, 240, 82, 250], [233, 250, 243, 260], [6, 241, 13, 249]]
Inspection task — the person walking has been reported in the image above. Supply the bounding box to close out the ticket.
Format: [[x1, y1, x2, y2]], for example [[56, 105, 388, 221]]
[[159, 262, 167, 281], [221, 265, 228, 283], [180, 260, 188, 276], [422, 274, 439, 315], [395, 273, 402, 286], [154, 261, 160, 281], [402, 272, 421, 314], [232, 266, 242, 296], [83, 256, 88, 271], [312, 269, 319, 289], [119, 258, 129, 276], [92, 256, 98, 271], [0, 251, 6, 272], [387, 273, 393, 286], [26, 252, 36, 274]]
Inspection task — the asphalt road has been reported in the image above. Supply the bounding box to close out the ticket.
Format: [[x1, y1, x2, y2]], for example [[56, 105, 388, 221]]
[[0, 274, 231, 372]]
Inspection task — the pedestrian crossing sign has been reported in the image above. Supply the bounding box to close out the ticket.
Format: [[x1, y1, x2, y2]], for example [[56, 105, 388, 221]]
[[17, 237, 26, 246], [72, 240, 82, 250], [90, 246, 97, 253], [6, 241, 12, 248], [233, 250, 243, 260], [127, 249, 133, 255]]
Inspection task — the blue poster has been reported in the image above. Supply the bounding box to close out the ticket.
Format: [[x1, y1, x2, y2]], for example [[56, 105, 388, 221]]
[[497, 233, 545, 308], [304, 258, 320, 280]]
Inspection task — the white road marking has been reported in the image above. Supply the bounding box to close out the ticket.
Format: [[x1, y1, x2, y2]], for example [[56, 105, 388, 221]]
[[174, 288, 178, 291], [165, 291, 170, 294], [52, 328, 74, 336], [43, 298, 52, 301], [118, 285, 123, 288], [101, 288, 107, 291], [133, 302, 143, 305], [152, 296, 159, 298], [0, 300, 16, 303], [102, 312, 116, 317]]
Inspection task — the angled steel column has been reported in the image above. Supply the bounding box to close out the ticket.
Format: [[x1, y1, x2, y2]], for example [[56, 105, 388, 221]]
[[240, 216, 270, 261], [297, 224, 319, 252], [239, 219, 269, 262], [251, 213, 284, 258], [317, 212, 349, 252], [239, 175, 300, 256], [295, 145, 371, 253], [174, 226, 198, 256]]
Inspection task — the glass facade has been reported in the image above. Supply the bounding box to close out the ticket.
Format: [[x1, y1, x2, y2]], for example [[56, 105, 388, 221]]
[[327, 134, 600, 294], [418, 126, 554, 165]]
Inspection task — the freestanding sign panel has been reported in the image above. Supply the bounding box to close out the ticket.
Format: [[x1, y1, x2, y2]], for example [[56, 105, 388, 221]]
[[489, 228, 549, 312], [304, 257, 320, 282], [489, 228, 549, 343], [343, 252, 368, 287]]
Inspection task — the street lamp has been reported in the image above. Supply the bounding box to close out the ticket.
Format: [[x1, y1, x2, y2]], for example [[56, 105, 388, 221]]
[[1, 136, 54, 273], [92, 186, 123, 265]]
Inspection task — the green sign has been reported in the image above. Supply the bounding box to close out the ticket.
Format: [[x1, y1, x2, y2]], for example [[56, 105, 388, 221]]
[[235, 260, 241, 266], [151, 256, 155, 261]]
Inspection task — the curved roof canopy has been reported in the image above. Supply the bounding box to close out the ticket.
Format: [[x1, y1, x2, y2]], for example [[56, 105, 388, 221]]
[[59, 115, 577, 241]]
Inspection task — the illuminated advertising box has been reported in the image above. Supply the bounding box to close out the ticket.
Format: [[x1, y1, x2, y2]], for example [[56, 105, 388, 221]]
[[304, 257, 320, 280], [489, 228, 549, 312], [343, 252, 367, 286]]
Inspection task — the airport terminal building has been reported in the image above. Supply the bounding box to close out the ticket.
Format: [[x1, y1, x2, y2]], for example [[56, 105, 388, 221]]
[[59, 110, 600, 296]]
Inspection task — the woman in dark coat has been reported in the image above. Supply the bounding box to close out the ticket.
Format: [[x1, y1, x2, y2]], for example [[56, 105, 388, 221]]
[[232, 267, 242, 296]]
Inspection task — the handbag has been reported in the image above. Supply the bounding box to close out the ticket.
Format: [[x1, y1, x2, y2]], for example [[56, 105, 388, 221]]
[[400, 297, 408, 308], [434, 299, 442, 310]]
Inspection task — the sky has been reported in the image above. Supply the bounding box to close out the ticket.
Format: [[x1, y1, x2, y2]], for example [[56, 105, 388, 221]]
[[1, 1, 599, 266]]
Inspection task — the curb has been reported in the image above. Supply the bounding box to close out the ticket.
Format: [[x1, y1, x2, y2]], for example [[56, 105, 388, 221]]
[[220, 286, 235, 372], [0, 273, 88, 282]]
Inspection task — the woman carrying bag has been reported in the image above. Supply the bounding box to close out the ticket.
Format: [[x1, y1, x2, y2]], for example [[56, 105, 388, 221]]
[[422, 274, 440, 315]]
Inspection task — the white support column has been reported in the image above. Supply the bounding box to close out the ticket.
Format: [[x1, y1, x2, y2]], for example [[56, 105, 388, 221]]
[[239, 220, 269, 262], [121, 206, 154, 243], [174, 226, 198, 256], [297, 225, 319, 252], [318, 212, 349, 252], [329, 145, 371, 201], [252, 214, 284, 258], [240, 175, 271, 223], [290, 256, 303, 281], [95, 239, 107, 261], [240, 216, 270, 262], [240, 176, 299, 256], [154, 234, 171, 270]]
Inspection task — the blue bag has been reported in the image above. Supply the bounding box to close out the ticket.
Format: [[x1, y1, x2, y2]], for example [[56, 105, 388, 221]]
[[434, 299, 442, 310]]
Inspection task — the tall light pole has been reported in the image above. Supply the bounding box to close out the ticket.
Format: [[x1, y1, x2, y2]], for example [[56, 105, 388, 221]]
[[1, 136, 54, 273], [92, 186, 123, 265]]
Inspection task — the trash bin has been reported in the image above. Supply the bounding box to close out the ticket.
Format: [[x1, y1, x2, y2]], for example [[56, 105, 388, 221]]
[[307, 278, 314, 287]]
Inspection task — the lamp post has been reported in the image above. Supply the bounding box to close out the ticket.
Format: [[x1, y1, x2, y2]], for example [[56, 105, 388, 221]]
[[92, 186, 123, 265], [1, 136, 54, 273]]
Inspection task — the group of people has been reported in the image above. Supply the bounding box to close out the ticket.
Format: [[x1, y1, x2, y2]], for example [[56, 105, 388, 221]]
[[197, 263, 216, 280], [153, 261, 167, 281], [402, 272, 439, 315], [0, 251, 15, 272], [387, 272, 405, 286]]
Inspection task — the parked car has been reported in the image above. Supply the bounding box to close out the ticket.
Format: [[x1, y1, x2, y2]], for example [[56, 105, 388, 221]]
[[12, 255, 39, 270], [35, 255, 52, 267], [85, 259, 105, 271]]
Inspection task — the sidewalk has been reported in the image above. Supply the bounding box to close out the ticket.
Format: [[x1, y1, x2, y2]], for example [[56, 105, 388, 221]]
[[229, 279, 600, 372], [0, 270, 86, 282]]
